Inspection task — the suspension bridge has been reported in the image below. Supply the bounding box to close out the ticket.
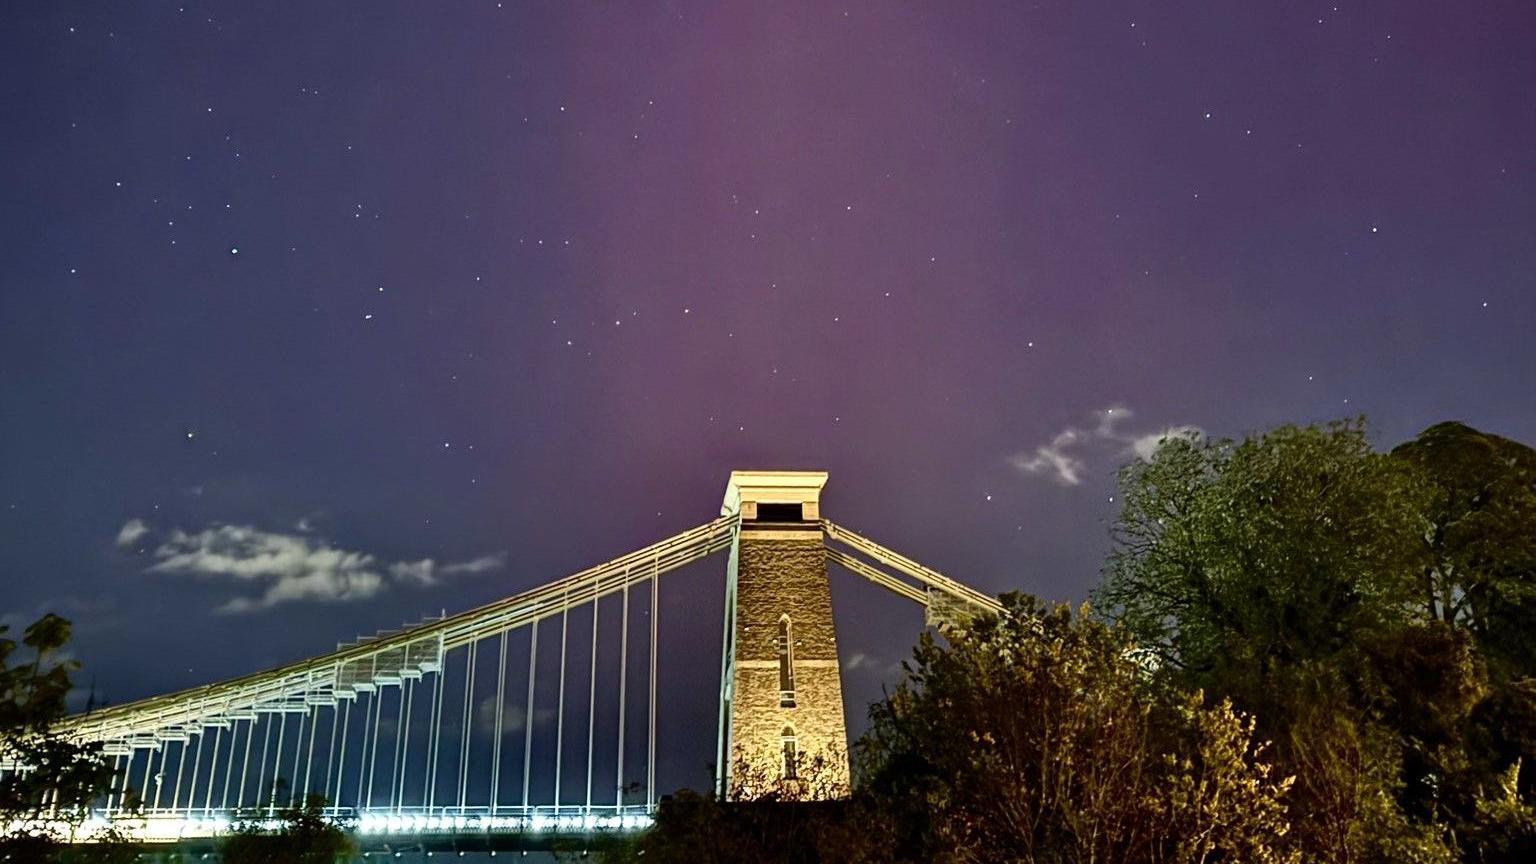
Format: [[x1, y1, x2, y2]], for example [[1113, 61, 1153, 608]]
[[13, 472, 1000, 852]]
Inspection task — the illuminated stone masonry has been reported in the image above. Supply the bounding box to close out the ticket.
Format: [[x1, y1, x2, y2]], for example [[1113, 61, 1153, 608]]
[[722, 472, 851, 798]]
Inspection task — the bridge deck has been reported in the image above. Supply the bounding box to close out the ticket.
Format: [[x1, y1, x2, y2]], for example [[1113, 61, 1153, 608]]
[[50, 806, 654, 850]]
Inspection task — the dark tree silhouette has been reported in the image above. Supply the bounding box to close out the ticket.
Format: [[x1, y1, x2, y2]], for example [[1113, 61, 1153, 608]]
[[0, 613, 123, 859]]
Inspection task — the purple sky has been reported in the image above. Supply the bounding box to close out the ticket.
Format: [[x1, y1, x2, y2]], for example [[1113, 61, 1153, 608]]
[[3, 2, 1534, 782]]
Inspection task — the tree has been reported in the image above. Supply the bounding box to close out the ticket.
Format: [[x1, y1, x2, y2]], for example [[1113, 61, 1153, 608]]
[[1097, 418, 1536, 862], [1391, 421, 1536, 678], [1392, 422, 1536, 855], [1096, 419, 1430, 700], [858, 594, 1296, 864], [218, 792, 355, 864], [0, 613, 122, 858]]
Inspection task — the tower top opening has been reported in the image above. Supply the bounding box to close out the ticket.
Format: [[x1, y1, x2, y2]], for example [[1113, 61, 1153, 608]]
[[721, 470, 828, 522]]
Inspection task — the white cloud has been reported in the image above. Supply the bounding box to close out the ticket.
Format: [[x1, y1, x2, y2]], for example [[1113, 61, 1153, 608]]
[[131, 521, 505, 613], [115, 518, 150, 548], [1011, 405, 1201, 486], [1010, 428, 1090, 486], [440, 554, 507, 576], [1094, 403, 1135, 438], [387, 553, 505, 587], [389, 559, 437, 586], [1131, 425, 1204, 462]]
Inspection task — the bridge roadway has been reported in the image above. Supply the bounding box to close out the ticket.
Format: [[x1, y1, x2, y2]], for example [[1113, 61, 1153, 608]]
[[55, 805, 654, 854]]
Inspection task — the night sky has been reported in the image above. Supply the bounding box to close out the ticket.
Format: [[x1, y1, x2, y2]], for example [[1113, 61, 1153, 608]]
[[3, 1, 1534, 775]]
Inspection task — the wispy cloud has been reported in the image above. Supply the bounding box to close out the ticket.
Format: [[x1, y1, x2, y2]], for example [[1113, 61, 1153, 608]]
[[386, 553, 506, 586], [1011, 427, 1092, 486], [440, 555, 507, 577], [120, 520, 504, 614], [1011, 405, 1202, 486], [115, 518, 150, 548], [1131, 425, 1203, 461]]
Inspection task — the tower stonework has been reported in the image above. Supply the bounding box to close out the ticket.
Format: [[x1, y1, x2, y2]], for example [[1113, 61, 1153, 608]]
[[718, 472, 850, 799]]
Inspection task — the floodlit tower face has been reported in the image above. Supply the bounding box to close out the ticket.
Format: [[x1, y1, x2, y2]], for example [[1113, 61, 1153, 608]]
[[718, 471, 850, 799]]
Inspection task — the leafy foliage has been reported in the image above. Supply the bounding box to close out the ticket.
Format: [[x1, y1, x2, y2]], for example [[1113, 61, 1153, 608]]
[[218, 793, 356, 864], [859, 595, 1296, 864], [1098, 419, 1430, 689], [1100, 418, 1536, 862], [597, 598, 1297, 864]]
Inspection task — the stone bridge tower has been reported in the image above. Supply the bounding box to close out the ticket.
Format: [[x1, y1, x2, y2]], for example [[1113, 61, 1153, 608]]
[[716, 471, 850, 799]]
